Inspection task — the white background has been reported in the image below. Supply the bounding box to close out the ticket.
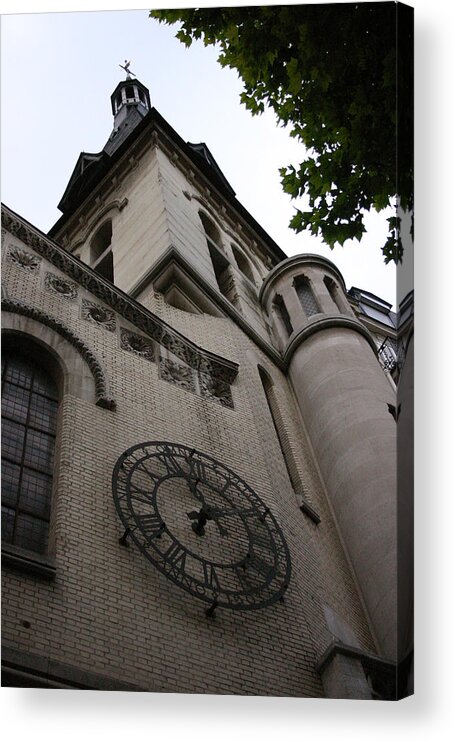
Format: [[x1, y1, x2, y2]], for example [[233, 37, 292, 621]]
[[0, 1, 453, 740]]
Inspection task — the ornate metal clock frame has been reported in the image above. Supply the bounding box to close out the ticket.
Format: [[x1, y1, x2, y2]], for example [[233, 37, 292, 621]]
[[112, 441, 291, 614]]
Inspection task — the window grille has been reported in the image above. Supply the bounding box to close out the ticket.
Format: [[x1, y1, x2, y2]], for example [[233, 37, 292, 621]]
[[1, 351, 58, 554]]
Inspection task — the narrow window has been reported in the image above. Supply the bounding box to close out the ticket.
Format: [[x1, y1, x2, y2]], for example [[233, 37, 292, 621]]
[[273, 294, 293, 337], [324, 275, 344, 313], [199, 212, 233, 302], [258, 367, 320, 524], [294, 276, 319, 317], [2, 349, 59, 554], [258, 367, 301, 493], [232, 244, 255, 284], [90, 220, 114, 282]]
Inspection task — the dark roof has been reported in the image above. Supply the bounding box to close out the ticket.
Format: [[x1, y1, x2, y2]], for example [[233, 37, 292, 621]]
[[48, 106, 288, 265], [348, 286, 397, 329]]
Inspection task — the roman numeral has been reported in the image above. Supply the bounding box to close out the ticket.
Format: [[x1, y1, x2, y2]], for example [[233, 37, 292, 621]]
[[128, 487, 153, 506], [164, 541, 187, 581], [135, 512, 165, 541], [203, 563, 221, 592], [157, 452, 186, 477]]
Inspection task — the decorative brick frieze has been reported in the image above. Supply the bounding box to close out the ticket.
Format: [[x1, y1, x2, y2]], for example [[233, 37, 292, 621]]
[[1, 207, 238, 385], [7, 246, 41, 272], [198, 371, 234, 408], [159, 356, 197, 393], [81, 299, 116, 331], [120, 328, 155, 362], [1, 297, 115, 411], [44, 271, 78, 301]]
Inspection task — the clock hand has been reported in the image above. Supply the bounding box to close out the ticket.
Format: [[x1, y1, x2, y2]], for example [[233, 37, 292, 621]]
[[209, 506, 271, 522], [186, 504, 228, 538]]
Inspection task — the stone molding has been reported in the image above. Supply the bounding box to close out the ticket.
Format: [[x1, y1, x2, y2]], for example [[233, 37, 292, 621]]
[[1, 206, 238, 385], [2, 543, 56, 579], [283, 315, 379, 365], [2, 297, 116, 411], [69, 197, 128, 250], [1, 644, 144, 691], [259, 253, 348, 306], [44, 271, 79, 301], [6, 245, 41, 272], [81, 298, 117, 331], [129, 244, 284, 370]]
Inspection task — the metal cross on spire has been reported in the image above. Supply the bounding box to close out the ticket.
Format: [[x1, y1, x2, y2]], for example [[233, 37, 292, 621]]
[[119, 60, 136, 79]]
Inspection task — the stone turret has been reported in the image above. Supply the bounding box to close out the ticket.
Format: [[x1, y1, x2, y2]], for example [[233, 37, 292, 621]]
[[260, 254, 398, 660]]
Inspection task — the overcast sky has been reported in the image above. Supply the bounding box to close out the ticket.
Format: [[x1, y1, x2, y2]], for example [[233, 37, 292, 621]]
[[1, 3, 405, 307]]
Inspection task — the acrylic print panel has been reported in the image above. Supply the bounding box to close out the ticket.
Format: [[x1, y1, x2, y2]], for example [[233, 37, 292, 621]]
[[1, 2, 413, 701]]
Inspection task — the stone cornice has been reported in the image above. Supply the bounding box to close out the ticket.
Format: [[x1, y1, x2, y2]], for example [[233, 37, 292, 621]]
[[1, 205, 239, 384], [316, 640, 396, 675], [283, 315, 378, 366], [259, 253, 348, 307], [130, 244, 285, 371]]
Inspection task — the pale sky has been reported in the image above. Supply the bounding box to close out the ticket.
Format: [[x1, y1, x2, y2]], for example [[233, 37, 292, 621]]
[[1, 4, 403, 308]]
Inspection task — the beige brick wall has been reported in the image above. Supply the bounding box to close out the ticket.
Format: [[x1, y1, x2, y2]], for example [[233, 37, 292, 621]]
[[2, 222, 376, 695]]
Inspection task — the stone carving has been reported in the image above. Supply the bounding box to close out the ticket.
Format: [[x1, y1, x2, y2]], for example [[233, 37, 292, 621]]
[[120, 328, 155, 362], [81, 299, 116, 331], [2, 297, 115, 410], [199, 372, 234, 409], [44, 271, 78, 300], [1, 207, 238, 384], [159, 357, 196, 393], [7, 247, 41, 272]]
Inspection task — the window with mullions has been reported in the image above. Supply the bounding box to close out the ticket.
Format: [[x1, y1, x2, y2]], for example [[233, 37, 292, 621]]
[[1, 351, 59, 554]]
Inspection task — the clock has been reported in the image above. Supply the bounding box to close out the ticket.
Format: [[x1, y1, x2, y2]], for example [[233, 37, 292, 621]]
[[112, 441, 291, 612]]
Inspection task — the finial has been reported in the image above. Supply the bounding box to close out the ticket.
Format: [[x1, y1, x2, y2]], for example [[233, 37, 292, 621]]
[[119, 60, 136, 79]]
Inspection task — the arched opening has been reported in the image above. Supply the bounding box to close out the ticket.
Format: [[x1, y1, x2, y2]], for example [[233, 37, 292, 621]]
[[273, 294, 293, 338], [199, 211, 223, 250], [232, 244, 255, 285], [294, 275, 319, 317], [90, 220, 114, 282], [324, 275, 345, 313], [1, 340, 60, 555], [199, 211, 233, 302]]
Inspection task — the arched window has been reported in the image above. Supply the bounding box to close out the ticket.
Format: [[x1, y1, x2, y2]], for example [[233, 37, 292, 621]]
[[324, 275, 345, 313], [199, 211, 233, 302], [232, 244, 255, 285], [294, 275, 319, 317], [273, 294, 293, 337], [90, 220, 114, 282], [199, 211, 223, 251], [2, 348, 59, 554]]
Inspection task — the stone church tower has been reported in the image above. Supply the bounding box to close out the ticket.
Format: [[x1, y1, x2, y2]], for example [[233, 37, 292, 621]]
[[1, 74, 411, 698]]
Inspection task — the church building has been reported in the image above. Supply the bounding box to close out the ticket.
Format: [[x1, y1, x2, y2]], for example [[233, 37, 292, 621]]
[[1, 72, 412, 698]]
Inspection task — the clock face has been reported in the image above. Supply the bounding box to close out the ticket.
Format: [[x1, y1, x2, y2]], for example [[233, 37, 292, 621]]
[[112, 441, 291, 611]]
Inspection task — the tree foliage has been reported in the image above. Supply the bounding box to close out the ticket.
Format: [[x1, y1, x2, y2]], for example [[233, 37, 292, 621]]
[[151, 3, 413, 263]]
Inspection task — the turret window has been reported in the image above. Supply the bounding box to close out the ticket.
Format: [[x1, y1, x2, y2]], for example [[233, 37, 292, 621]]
[[273, 294, 293, 337], [294, 276, 319, 317], [324, 275, 344, 313]]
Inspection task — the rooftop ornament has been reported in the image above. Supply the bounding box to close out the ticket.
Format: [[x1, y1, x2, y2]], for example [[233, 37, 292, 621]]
[[119, 60, 136, 79]]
